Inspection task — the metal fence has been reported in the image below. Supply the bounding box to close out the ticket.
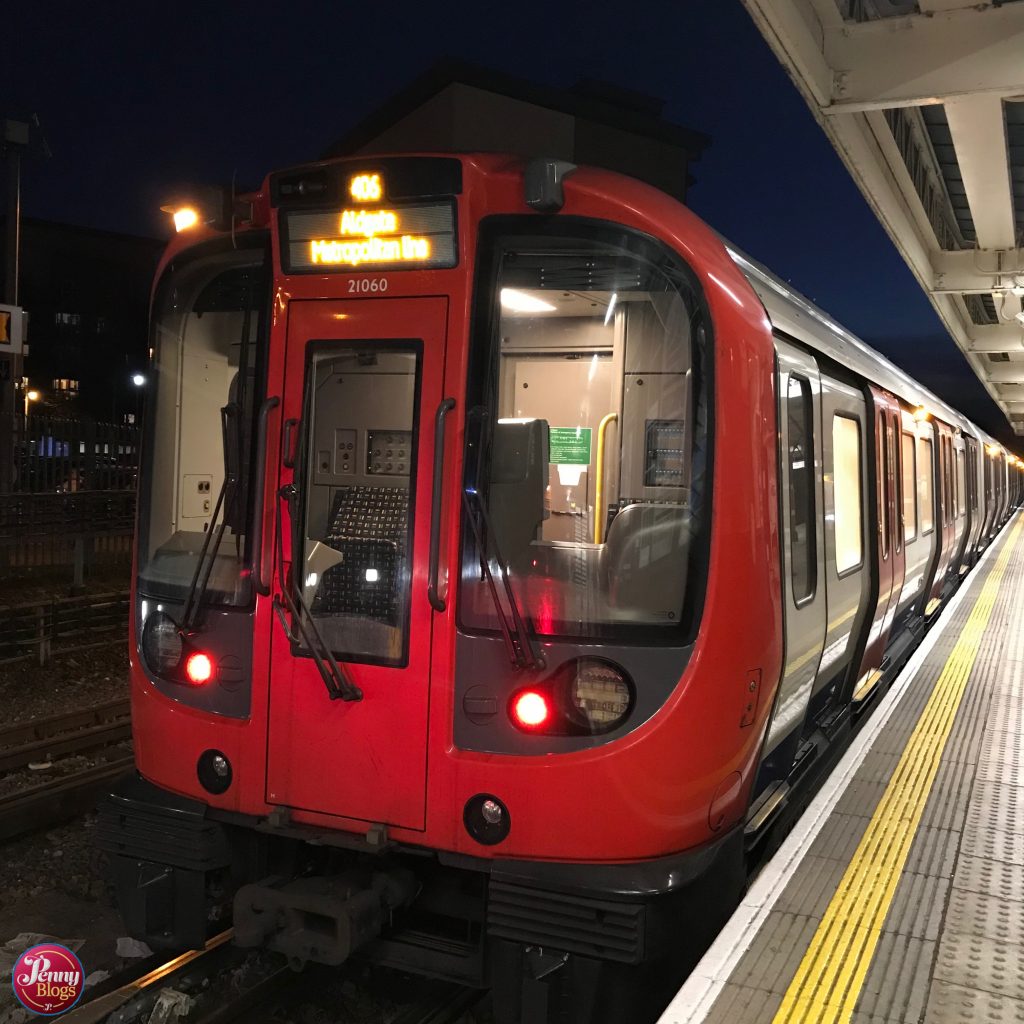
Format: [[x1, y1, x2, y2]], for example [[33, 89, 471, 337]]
[[0, 414, 139, 581], [13, 414, 139, 493], [0, 490, 136, 574], [0, 591, 130, 666]]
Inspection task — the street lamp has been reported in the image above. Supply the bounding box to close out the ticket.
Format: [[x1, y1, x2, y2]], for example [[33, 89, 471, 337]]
[[24, 388, 39, 418], [132, 373, 146, 387]]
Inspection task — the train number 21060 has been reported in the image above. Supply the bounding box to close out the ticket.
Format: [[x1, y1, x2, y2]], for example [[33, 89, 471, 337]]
[[348, 278, 389, 294]]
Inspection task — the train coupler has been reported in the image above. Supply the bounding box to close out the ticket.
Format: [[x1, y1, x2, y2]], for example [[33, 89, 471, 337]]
[[233, 868, 417, 967]]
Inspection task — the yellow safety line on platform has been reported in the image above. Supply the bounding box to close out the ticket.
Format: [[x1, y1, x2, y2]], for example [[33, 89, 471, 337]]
[[771, 515, 1023, 1024]]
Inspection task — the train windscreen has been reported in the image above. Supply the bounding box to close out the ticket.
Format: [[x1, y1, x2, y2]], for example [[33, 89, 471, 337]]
[[460, 227, 709, 643], [136, 238, 268, 608]]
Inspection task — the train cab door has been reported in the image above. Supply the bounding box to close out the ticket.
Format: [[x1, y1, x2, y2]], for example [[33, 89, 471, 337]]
[[265, 297, 449, 832], [759, 340, 826, 779]]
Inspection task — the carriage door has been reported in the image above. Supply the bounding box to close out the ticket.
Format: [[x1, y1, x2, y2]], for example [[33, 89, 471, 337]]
[[876, 395, 905, 654], [763, 340, 826, 762], [266, 297, 448, 832]]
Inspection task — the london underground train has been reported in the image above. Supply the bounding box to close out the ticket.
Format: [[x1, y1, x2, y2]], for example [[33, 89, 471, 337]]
[[99, 154, 1022, 1024]]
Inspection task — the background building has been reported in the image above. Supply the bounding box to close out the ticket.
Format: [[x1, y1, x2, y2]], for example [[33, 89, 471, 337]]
[[0, 217, 161, 421], [323, 60, 711, 205]]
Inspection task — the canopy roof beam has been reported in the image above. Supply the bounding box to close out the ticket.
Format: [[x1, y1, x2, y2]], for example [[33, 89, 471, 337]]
[[741, 0, 1024, 434], [827, 5, 1024, 112]]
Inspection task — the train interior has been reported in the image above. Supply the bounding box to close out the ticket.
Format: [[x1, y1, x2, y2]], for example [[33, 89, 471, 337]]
[[300, 347, 418, 665], [461, 274, 699, 637], [141, 257, 263, 606]]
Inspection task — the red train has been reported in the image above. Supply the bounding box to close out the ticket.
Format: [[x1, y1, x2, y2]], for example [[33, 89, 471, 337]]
[[99, 154, 1022, 1023]]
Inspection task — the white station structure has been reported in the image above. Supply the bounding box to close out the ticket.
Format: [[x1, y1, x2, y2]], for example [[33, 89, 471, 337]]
[[741, 0, 1024, 434]]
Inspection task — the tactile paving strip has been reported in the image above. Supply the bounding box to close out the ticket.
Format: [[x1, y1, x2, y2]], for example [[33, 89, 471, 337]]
[[883, 871, 950, 941], [855, 930, 935, 1021], [933, 932, 1024, 1003], [924, 980, 1024, 1024], [943, 888, 1024, 946], [951, 856, 1024, 902]]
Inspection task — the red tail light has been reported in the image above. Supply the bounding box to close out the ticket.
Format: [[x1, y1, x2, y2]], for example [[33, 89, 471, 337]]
[[511, 690, 550, 729], [185, 652, 214, 684]]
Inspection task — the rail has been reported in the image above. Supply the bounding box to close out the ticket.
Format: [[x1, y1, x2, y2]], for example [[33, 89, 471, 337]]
[[0, 590, 129, 665], [0, 698, 130, 772], [0, 755, 134, 843]]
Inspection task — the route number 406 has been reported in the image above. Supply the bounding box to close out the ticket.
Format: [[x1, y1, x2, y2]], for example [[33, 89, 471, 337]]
[[348, 278, 389, 294]]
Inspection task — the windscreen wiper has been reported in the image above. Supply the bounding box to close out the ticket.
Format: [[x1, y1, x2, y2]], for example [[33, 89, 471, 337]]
[[274, 483, 362, 702], [462, 486, 541, 670], [181, 403, 240, 632]]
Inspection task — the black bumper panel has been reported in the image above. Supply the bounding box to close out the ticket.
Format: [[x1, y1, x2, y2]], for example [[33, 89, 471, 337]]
[[488, 880, 645, 964], [96, 773, 232, 870], [96, 774, 233, 949]]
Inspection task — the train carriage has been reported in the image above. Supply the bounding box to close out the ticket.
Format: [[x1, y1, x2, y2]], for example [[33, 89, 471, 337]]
[[99, 154, 1022, 1024]]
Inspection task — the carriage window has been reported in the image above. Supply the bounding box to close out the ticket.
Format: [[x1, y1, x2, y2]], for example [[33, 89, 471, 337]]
[[460, 229, 708, 642], [902, 432, 917, 542], [833, 414, 862, 573], [787, 376, 815, 603], [919, 437, 934, 534], [299, 344, 420, 666]]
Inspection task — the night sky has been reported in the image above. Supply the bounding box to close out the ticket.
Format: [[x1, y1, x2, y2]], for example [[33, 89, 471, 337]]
[[4, 0, 1016, 446]]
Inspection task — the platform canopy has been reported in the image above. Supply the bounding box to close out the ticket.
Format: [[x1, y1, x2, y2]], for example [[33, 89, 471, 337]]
[[741, 0, 1024, 434]]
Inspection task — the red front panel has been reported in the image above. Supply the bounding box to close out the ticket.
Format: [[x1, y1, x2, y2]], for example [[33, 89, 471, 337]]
[[132, 155, 784, 862], [264, 297, 447, 830]]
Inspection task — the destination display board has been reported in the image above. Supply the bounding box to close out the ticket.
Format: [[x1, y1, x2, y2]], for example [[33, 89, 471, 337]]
[[282, 172, 458, 273]]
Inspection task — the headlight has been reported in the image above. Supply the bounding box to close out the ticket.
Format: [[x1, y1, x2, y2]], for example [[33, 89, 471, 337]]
[[141, 612, 183, 676], [566, 659, 632, 733], [506, 659, 633, 736]]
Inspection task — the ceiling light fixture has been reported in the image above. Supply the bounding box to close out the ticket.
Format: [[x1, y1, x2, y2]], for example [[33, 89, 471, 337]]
[[500, 288, 556, 314]]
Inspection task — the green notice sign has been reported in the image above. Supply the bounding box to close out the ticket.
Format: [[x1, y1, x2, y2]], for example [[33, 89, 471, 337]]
[[549, 427, 592, 466]]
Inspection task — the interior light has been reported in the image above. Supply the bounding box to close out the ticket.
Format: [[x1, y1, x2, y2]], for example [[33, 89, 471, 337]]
[[185, 652, 214, 684], [365, 568, 379, 582], [511, 690, 550, 729], [131, 373, 146, 387], [500, 288, 556, 314]]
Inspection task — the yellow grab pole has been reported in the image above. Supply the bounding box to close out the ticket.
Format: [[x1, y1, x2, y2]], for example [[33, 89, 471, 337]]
[[594, 412, 618, 544]]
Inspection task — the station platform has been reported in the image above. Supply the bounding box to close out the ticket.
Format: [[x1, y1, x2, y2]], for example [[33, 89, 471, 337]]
[[661, 512, 1024, 1024]]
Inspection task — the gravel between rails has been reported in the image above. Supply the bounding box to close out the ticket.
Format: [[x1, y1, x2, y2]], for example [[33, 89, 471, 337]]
[[0, 646, 129, 729]]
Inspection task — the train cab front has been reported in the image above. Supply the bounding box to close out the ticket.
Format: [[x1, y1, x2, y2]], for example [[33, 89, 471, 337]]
[[100, 155, 781, 1023]]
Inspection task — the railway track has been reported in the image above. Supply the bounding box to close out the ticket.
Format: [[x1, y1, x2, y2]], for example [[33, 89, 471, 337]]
[[0, 754, 134, 843], [56, 929, 237, 1024], [0, 589, 129, 666], [0, 697, 130, 772], [0, 699, 133, 842], [55, 927, 485, 1024]]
